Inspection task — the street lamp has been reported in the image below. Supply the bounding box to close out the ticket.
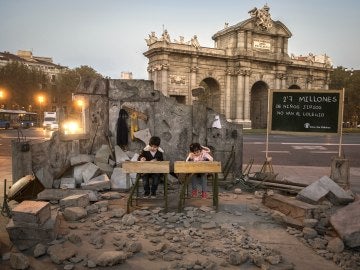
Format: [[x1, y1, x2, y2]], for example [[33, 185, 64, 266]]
[[38, 95, 45, 127], [0, 89, 5, 109]]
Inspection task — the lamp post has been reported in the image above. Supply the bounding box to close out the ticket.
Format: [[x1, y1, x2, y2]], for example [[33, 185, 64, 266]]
[[38, 95, 44, 127], [0, 89, 5, 109]]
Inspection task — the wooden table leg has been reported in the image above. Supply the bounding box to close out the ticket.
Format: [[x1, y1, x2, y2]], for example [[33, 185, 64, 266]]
[[213, 173, 219, 211], [164, 174, 168, 212], [178, 175, 188, 212], [127, 175, 140, 213]]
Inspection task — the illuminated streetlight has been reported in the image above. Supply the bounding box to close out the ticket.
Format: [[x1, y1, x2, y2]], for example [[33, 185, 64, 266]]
[[0, 89, 5, 109], [38, 95, 45, 126]]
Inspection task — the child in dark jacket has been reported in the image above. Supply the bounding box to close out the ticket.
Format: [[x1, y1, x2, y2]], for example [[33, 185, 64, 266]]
[[138, 136, 164, 198], [185, 143, 213, 199]]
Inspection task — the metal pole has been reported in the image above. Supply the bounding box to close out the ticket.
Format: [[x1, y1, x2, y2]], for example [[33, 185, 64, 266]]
[[338, 88, 345, 157], [265, 88, 271, 159]]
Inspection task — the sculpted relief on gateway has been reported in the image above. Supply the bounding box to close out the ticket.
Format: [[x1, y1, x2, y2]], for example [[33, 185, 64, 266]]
[[248, 4, 273, 31]]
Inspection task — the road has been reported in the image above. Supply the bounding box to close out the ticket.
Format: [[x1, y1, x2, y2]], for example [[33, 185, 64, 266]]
[[0, 128, 53, 157], [243, 133, 360, 167]]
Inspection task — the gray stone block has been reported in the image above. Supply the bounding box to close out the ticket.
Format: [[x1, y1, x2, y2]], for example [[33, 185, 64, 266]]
[[296, 175, 354, 205], [81, 174, 111, 191], [60, 177, 76, 189], [95, 144, 111, 164], [96, 162, 114, 176], [60, 194, 90, 209], [110, 168, 130, 189], [63, 207, 87, 221], [12, 200, 51, 225], [330, 200, 360, 248], [73, 163, 87, 185], [6, 211, 60, 250], [37, 189, 99, 202], [70, 154, 94, 166], [82, 163, 101, 183], [114, 145, 130, 164]]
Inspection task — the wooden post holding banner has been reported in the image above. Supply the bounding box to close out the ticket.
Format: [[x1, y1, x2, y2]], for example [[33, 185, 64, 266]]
[[123, 161, 170, 213], [174, 161, 221, 212]]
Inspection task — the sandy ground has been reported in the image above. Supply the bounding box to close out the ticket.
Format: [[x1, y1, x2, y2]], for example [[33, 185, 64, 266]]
[[1, 183, 348, 270]]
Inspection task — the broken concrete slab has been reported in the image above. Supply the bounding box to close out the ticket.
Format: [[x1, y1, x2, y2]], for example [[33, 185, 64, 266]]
[[81, 174, 111, 191], [37, 189, 98, 202], [296, 176, 354, 205], [70, 154, 94, 166], [82, 162, 101, 184], [114, 145, 130, 164], [35, 166, 54, 189], [12, 201, 51, 226], [263, 194, 317, 227], [6, 211, 60, 250], [59, 194, 90, 209], [59, 177, 76, 189], [330, 200, 360, 248], [73, 163, 88, 185], [63, 207, 87, 221], [95, 144, 111, 164], [96, 162, 114, 176], [110, 167, 131, 190]]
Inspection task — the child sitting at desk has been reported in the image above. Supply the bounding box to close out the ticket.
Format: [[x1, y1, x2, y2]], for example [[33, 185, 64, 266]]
[[138, 136, 164, 198], [185, 143, 213, 199]]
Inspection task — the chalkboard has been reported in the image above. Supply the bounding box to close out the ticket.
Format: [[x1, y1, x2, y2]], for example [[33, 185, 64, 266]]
[[270, 90, 343, 134]]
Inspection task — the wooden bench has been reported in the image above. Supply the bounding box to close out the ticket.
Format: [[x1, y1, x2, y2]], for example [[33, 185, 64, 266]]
[[123, 161, 170, 213], [174, 161, 222, 212]]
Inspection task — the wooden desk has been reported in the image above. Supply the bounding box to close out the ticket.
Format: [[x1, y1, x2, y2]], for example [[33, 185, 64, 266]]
[[174, 161, 221, 212], [123, 161, 170, 213]]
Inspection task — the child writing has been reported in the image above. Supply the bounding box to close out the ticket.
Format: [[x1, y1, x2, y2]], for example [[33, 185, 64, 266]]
[[138, 136, 164, 198], [185, 143, 213, 199]]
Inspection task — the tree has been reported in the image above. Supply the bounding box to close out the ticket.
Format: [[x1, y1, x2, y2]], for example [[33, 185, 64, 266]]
[[330, 67, 360, 126], [0, 62, 48, 109], [54, 65, 103, 117]]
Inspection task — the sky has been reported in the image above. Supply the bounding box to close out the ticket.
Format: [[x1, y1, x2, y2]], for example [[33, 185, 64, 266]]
[[1, 0, 359, 79]]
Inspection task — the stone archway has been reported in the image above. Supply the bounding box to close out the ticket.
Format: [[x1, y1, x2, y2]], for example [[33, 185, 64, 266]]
[[199, 77, 221, 113], [250, 81, 269, 129]]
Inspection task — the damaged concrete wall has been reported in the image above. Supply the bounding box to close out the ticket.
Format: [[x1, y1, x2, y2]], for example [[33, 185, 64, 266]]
[[12, 78, 243, 187], [90, 78, 243, 173]]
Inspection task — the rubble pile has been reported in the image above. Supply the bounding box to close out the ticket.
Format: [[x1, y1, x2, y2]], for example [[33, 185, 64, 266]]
[[53, 145, 139, 193], [261, 175, 360, 270], [3, 192, 296, 269]]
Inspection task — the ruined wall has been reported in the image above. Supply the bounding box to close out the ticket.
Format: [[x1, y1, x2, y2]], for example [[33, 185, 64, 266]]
[[13, 78, 243, 187], [102, 78, 242, 174]]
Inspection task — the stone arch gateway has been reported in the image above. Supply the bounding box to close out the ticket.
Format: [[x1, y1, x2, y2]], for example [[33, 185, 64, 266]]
[[144, 5, 332, 128]]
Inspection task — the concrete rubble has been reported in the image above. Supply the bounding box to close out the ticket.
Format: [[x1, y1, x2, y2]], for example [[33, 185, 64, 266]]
[[296, 175, 354, 205], [2, 189, 359, 269], [330, 200, 360, 248], [6, 200, 60, 250]]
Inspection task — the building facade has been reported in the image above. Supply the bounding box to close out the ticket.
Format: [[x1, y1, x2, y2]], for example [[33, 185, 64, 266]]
[[144, 5, 332, 128], [0, 50, 67, 112]]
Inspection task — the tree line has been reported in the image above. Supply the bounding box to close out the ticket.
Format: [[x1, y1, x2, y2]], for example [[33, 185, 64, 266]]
[[0, 62, 102, 114]]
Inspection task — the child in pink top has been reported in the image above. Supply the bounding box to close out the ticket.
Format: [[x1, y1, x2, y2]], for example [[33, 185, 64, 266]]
[[185, 143, 213, 199]]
